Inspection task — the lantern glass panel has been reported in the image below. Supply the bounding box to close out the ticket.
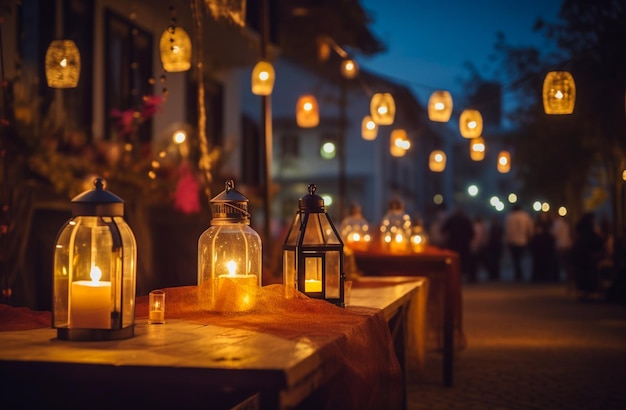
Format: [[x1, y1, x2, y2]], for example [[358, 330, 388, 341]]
[[53, 216, 136, 333]]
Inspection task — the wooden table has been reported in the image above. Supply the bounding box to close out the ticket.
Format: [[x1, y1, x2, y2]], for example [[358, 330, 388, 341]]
[[0, 279, 425, 410], [352, 245, 465, 387]]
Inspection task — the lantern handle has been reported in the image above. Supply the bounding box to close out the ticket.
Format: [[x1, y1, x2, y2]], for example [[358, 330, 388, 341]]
[[308, 184, 316, 195], [225, 179, 235, 192]]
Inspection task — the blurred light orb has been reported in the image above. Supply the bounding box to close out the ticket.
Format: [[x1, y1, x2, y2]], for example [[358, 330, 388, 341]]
[[173, 130, 186, 144], [558, 206, 567, 217], [508, 193, 518, 203], [468, 185, 479, 197], [533, 201, 542, 211], [433, 194, 443, 205]]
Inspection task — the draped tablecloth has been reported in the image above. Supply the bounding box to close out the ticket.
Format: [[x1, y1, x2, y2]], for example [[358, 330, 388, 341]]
[[1, 283, 404, 410]]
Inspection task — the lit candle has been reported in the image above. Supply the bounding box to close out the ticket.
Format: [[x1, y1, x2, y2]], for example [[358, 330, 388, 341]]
[[70, 266, 111, 328], [149, 290, 165, 324], [304, 279, 322, 293], [216, 260, 257, 312]]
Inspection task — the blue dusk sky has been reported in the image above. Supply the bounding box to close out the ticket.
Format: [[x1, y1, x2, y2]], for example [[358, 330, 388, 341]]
[[359, 0, 563, 105]]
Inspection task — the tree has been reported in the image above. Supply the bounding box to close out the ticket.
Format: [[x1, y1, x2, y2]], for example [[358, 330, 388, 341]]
[[489, 0, 626, 286]]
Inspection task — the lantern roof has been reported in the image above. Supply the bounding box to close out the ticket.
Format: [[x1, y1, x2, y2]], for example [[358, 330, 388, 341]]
[[298, 184, 325, 213], [210, 180, 250, 224], [71, 177, 124, 216]]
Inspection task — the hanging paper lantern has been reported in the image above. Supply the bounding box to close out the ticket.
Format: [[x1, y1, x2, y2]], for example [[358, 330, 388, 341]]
[[370, 93, 396, 125], [159, 26, 192, 72], [470, 137, 485, 161], [251, 60, 275, 96], [543, 71, 575, 114], [361, 115, 378, 141], [390, 129, 409, 157], [341, 58, 359, 79], [296, 95, 319, 128], [429, 150, 446, 172], [45, 40, 81, 88], [428, 91, 453, 122], [459, 109, 483, 139], [497, 151, 511, 173]]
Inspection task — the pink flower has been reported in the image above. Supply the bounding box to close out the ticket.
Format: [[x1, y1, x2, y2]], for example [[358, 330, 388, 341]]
[[174, 161, 201, 214]]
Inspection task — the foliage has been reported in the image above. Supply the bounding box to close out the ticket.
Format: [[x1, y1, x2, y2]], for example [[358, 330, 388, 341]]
[[485, 0, 626, 222]]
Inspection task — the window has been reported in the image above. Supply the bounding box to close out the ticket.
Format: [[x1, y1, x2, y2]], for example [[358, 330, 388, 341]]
[[279, 134, 300, 158], [104, 9, 153, 143]]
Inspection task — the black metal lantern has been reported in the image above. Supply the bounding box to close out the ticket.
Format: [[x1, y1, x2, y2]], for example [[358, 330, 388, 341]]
[[283, 184, 345, 307], [52, 178, 137, 341]]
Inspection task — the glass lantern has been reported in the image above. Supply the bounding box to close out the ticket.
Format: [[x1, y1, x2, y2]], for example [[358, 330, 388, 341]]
[[410, 223, 429, 253], [159, 26, 192, 72], [459, 109, 483, 139], [198, 180, 262, 313], [251, 60, 275, 96], [52, 178, 137, 341], [283, 184, 345, 307], [45, 39, 81, 88], [380, 198, 412, 254], [340, 204, 371, 252]]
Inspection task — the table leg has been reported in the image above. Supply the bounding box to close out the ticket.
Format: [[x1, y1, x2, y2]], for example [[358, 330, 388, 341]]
[[443, 257, 454, 387]]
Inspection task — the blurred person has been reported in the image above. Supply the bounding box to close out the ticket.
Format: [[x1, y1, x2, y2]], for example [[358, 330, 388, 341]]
[[504, 205, 534, 281], [441, 207, 475, 283], [485, 216, 504, 281], [428, 202, 448, 248], [469, 215, 488, 283], [570, 212, 606, 299], [551, 214, 572, 282], [529, 212, 556, 282]]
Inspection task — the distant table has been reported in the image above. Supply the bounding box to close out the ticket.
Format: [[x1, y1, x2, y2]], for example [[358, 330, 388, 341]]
[[0, 280, 424, 409], [352, 244, 465, 387]]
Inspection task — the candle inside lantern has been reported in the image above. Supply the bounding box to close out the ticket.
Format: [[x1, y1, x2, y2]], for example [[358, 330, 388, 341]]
[[216, 260, 257, 312], [70, 266, 111, 329], [304, 279, 322, 293], [149, 290, 165, 324]]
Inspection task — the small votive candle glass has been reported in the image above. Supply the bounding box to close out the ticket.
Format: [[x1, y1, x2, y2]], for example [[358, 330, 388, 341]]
[[149, 290, 165, 324]]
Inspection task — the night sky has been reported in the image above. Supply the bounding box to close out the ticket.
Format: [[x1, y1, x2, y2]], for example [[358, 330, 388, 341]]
[[359, 0, 563, 106]]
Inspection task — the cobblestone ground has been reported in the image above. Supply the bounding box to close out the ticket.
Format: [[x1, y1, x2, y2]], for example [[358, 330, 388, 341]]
[[407, 281, 626, 410]]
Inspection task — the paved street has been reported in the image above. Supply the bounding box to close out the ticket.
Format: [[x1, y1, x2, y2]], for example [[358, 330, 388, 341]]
[[407, 279, 626, 410]]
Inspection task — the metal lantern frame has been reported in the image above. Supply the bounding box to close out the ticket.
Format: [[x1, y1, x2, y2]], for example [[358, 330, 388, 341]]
[[52, 178, 137, 341], [283, 184, 345, 307]]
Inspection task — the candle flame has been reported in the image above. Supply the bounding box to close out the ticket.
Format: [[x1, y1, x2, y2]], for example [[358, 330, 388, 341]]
[[90, 266, 102, 282], [226, 260, 237, 276]]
